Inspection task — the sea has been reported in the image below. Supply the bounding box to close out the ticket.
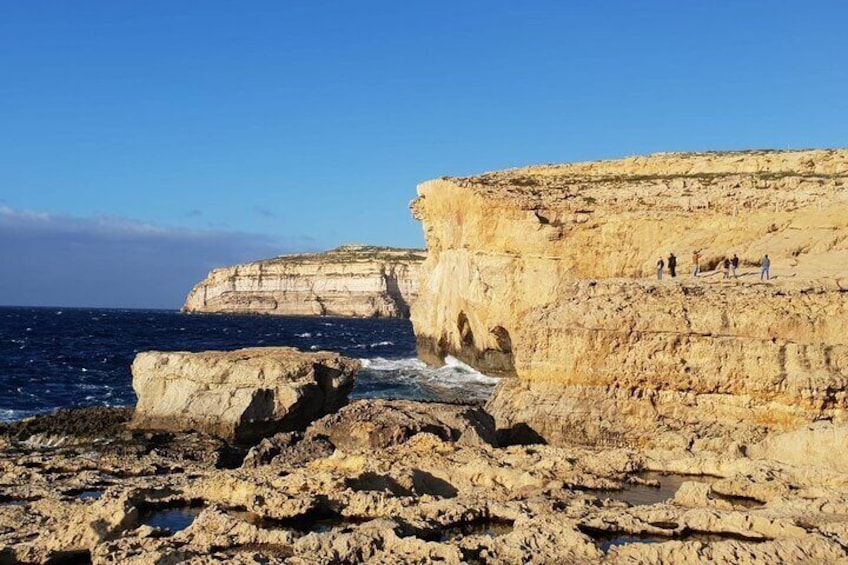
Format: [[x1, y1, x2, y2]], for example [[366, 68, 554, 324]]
[[0, 307, 500, 423]]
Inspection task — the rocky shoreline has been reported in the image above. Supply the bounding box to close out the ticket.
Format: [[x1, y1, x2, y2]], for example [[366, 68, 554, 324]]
[[3, 149, 848, 563], [1, 400, 847, 564]]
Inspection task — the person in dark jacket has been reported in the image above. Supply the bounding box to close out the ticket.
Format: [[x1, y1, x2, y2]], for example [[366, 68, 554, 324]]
[[731, 254, 739, 278], [668, 253, 677, 278], [723, 257, 731, 279]]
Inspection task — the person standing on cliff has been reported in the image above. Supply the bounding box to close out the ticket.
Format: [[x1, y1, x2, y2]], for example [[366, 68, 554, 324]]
[[761, 254, 771, 280], [656, 257, 664, 280], [722, 257, 731, 279], [731, 254, 739, 278], [692, 251, 701, 277], [668, 253, 677, 278]]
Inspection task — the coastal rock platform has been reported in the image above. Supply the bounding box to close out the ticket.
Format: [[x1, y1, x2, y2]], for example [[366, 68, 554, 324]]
[[1, 404, 847, 564]]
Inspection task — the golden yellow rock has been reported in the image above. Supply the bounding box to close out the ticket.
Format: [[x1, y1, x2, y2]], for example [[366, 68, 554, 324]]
[[130, 347, 360, 443], [410, 149, 848, 448]]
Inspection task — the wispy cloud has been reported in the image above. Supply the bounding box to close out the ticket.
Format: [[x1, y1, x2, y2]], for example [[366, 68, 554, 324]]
[[184, 209, 203, 218], [0, 207, 318, 309], [254, 205, 278, 219]]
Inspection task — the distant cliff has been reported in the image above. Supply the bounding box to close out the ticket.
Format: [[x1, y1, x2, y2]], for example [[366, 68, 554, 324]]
[[183, 245, 425, 318]]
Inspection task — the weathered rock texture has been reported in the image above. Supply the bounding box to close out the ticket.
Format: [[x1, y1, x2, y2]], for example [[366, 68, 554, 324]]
[[130, 347, 359, 443], [305, 398, 498, 450], [410, 149, 848, 448], [2, 405, 847, 564], [183, 245, 425, 318]]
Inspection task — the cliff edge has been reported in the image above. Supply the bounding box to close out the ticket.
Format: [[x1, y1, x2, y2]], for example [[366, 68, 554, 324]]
[[410, 149, 848, 449], [183, 245, 425, 318]]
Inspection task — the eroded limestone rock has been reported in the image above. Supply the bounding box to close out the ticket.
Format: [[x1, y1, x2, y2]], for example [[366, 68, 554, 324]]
[[130, 347, 359, 443], [747, 422, 848, 474], [1, 404, 847, 564], [305, 398, 498, 450], [411, 149, 848, 448]]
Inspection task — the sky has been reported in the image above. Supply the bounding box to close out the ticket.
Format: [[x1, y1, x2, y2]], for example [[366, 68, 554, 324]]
[[1, 1, 847, 308]]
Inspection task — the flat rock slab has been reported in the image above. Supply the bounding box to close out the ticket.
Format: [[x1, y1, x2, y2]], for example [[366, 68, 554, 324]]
[[748, 422, 848, 474], [130, 347, 359, 443]]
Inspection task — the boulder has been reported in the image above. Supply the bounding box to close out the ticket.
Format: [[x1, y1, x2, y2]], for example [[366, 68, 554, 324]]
[[130, 347, 359, 443], [305, 398, 498, 451]]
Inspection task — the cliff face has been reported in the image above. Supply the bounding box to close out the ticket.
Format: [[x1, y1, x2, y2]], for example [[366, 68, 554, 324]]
[[183, 245, 425, 318], [410, 149, 848, 449]]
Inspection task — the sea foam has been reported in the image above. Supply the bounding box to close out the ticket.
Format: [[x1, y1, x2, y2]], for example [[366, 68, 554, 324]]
[[356, 355, 499, 402]]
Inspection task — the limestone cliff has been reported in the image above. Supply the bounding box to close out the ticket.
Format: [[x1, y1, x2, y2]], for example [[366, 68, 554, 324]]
[[183, 245, 425, 318], [410, 149, 848, 449]]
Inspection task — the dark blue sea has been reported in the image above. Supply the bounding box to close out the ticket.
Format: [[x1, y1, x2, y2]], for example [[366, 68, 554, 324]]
[[0, 307, 499, 422]]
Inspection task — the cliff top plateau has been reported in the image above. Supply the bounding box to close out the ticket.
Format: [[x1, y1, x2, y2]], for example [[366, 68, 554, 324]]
[[443, 148, 848, 213], [235, 245, 426, 268], [413, 148, 848, 282]]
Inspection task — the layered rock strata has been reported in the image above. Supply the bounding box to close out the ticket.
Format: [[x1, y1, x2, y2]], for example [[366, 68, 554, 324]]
[[410, 149, 848, 448], [1, 405, 847, 564], [183, 245, 425, 318], [130, 347, 359, 443]]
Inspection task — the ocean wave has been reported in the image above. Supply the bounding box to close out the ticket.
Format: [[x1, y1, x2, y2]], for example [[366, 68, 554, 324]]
[[358, 356, 426, 371], [0, 408, 33, 422], [351, 340, 395, 350], [0, 308, 424, 417], [356, 355, 499, 401]]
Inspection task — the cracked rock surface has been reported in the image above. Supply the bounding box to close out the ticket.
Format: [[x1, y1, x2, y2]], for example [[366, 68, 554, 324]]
[[1, 402, 846, 564]]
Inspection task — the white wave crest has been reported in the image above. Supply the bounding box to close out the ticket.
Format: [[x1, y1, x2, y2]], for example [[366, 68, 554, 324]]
[[356, 356, 499, 401], [0, 408, 33, 422], [441, 356, 501, 383]]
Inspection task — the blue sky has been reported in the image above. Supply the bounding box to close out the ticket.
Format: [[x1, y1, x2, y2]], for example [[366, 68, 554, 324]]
[[1, 1, 847, 307]]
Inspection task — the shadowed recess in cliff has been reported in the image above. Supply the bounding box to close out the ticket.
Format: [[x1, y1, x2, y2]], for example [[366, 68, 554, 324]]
[[415, 312, 516, 378]]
